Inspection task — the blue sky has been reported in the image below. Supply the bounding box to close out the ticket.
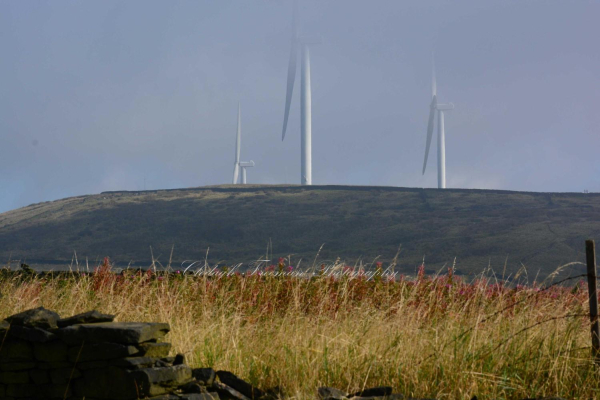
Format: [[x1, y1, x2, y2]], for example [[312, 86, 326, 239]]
[[1, 0, 599, 213]]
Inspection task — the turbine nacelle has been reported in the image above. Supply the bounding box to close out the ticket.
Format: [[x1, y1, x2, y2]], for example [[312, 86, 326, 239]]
[[435, 103, 454, 111], [280, 1, 319, 185], [232, 104, 255, 185], [422, 54, 453, 189], [237, 161, 254, 185]]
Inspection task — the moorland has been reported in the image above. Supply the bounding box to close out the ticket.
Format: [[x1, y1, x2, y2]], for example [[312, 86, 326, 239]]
[[1, 185, 599, 278]]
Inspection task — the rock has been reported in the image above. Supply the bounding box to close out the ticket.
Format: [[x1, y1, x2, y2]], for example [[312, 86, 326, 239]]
[[180, 380, 208, 393], [193, 367, 216, 386], [34, 340, 68, 362], [136, 341, 172, 357], [174, 353, 186, 365], [38, 382, 72, 398], [0, 341, 33, 361], [180, 394, 221, 400], [7, 324, 55, 342], [57, 310, 115, 327], [73, 366, 139, 399], [113, 356, 157, 369], [0, 361, 36, 371], [216, 370, 264, 399], [150, 394, 220, 400], [49, 366, 82, 384], [350, 395, 404, 400], [0, 370, 30, 384], [57, 321, 170, 345], [350, 387, 393, 398], [129, 364, 193, 398], [29, 369, 50, 384], [156, 357, 174, 367], [5, 307, 60, 329], [318, 386, 349, 400], [5, 383, 37, 397], [0, 320, 9, 335], [37, 360, 72, 369], [67, 342, 138, 362], [76, 359, 109, 370], [212, 381, 251, 400]]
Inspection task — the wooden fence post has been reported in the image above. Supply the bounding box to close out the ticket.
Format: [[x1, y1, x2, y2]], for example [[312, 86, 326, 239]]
[[585, 239, 600, 365]]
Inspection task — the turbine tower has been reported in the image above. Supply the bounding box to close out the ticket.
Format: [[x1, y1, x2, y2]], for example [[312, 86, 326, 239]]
[[422, 54, 454, 189], [281, 0, 320, 185], [232, 103, 255, 185]]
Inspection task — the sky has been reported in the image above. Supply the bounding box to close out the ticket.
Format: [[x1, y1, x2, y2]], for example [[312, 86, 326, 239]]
[[1, 0, 599, 213]]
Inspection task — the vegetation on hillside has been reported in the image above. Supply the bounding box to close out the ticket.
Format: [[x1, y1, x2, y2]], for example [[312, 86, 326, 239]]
[[0, 258, 598, 399], [1, 185, 599, 278]]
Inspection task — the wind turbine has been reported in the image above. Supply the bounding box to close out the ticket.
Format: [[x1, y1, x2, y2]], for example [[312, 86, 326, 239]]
[[422, 54, 454, 189], [232, 103, 255, 185], [281, 0, 320, 185]]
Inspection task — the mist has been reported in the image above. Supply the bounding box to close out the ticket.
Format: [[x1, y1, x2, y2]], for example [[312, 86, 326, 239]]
[[1, 0, 598, 213]]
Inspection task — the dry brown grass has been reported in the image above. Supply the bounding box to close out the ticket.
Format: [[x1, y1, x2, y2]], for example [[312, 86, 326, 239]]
[[1, 264, 599, 399]]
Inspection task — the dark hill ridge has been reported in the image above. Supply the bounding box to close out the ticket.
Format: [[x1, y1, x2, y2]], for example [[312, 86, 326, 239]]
[[0, 184, 599, 277]]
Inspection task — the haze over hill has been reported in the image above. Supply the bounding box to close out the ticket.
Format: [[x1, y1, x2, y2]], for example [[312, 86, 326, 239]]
[[0, 185, 597, 278]]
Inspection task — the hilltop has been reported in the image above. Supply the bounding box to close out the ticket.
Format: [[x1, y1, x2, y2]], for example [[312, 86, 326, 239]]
[[0, 184, 598, 278]]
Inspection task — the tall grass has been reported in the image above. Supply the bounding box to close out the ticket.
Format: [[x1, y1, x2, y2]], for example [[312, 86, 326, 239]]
[[1, 260, 598, 399]]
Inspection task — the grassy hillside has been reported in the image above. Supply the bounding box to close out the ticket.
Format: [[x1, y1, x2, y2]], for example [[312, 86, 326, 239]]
[[1, 185, 599, 277]]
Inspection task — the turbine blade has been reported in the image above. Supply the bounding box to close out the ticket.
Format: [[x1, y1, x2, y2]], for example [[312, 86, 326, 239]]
[[281, 0, 298, 141], [431, 52, 437, 98], [422, 95, 437, 174]]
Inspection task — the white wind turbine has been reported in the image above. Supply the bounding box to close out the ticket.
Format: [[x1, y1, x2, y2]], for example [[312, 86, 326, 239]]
[[281, 0, 320, 185], [232, 103, 255, 185], [422, 54, 454, 189]]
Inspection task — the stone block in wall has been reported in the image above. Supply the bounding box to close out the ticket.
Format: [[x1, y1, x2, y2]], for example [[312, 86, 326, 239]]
[[34, 340, 68, 362], [77, 360, 109, 370], [192, 368, 216, 386], [212, 381, 251, 400], [37, 382, 72, 398], [5, 306, 60, 329], [0, 340, 33, 361], [0, 370, 30, 384], [136, 342, 172, 358], [57, 310, 115, 327], [67, 342, 138, 362], [73, 366, 139, 399], [58, 322, 170, 345], [150, 394, 220, 400], [73, 365, 192, 399], [6, 324, 56, 342], [216, 370, 264, 399], [0, 361, 36, 371], [5, 383, 38, 397], [37, 361, 72, 369], [49, 366, 82, 384], [29, 369, 50, 385], [112, 356, 157, 369], [129, 364, 193, 398]]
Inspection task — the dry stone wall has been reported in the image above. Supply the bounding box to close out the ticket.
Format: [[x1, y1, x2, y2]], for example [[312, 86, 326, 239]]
[[0, 308, 567, 400], [0, 308, 220, 400]]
